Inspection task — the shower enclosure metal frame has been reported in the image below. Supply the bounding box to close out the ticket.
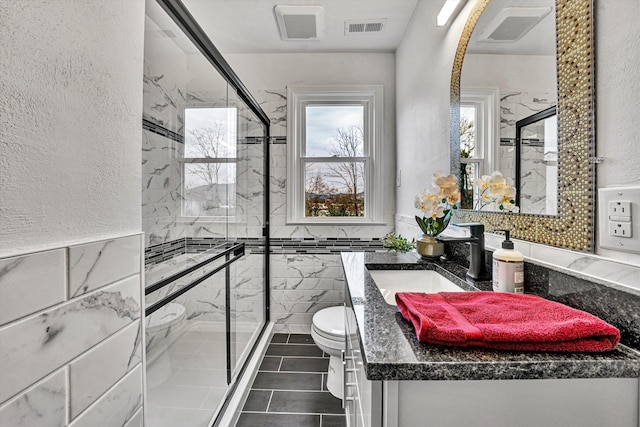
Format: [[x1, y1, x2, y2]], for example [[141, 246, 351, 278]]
[[146, 0, 271, 424]]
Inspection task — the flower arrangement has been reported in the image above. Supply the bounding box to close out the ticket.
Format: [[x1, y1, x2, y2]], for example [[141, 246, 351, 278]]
[[383, 232, 416, 253], [414, 172, 459, 236], [474, 171, 519, 212]]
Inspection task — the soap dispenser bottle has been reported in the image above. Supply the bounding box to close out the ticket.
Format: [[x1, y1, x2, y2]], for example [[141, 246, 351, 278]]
[[492, 229, 524, 293]]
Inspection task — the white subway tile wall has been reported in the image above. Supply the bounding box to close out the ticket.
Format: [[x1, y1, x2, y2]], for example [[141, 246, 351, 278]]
[[0, 234, 144, 426]]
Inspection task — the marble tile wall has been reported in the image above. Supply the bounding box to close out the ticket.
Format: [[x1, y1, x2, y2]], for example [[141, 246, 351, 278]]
[[498, 91, 556, 215], [519, 144, 557, 214], [499, 91, 555, 141], [142, 73, 268, 248], [270, 254, 346, 333], [0, 234, 144, 426], [142, 80, 391, 333], [253, 88, 392, 332]]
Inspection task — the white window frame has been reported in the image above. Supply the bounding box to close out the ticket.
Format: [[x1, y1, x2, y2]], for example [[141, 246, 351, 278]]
[[460, 87, 499, 208], [460, 87, 500, 175], [180, 106, 238, 221], [286, 85, 384, 224]]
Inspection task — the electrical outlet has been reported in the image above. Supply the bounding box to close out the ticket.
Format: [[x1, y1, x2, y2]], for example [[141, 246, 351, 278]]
[[608, 201, 631, 218], [609, 221, 632, 238], [598, 187, 640, 253], [396, 169, 401, 187]]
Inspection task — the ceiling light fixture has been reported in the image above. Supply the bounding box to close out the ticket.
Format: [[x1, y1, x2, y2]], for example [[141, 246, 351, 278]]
[[436, 0, 462, 27]]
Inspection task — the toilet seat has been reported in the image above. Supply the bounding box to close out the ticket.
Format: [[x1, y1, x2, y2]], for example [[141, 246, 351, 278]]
[[312, 306, 345, 339]]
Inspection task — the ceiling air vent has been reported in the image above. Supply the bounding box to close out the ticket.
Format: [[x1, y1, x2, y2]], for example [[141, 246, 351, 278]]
[[345, 19, 387, 35], [478, 7, 552, 42], [274, 5, 325, 40]]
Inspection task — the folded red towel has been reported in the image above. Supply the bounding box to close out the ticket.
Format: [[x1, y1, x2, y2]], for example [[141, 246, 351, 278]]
[[395, 292, 620, 352]]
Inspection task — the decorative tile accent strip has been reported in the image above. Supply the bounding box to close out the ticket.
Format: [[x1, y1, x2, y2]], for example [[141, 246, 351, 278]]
[[142, 119, 183, 144], [145, 237, 386, 264], [144, 238, 186, 265], [270, 136, 287, 144]]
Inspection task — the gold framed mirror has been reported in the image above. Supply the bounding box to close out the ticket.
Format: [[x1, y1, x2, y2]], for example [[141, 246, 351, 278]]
[[450, 0, 595, 251]]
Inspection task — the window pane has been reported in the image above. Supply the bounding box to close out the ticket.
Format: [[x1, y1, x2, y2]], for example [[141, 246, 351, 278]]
[[460, 105, 476, 158], [305, 105, 364, 157], [459, 162, 477, 210], [305, 162, 364, 217], [184, 108, 237, 158], [183, 163, 236, 217]]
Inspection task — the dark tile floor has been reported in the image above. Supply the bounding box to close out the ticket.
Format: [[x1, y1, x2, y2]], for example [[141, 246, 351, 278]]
[[236, 333, 346, 427]]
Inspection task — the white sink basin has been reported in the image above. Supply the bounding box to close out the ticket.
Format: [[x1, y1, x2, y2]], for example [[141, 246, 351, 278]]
[[367, 269, 464, 305]]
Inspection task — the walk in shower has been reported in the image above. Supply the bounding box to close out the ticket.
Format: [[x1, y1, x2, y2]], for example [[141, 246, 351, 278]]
[[142, 1, 270, 425]]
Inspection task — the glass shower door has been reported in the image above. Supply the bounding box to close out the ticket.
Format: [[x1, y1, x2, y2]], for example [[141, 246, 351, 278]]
[[228, 91, 268, 379], [142, 0, 269, 425]]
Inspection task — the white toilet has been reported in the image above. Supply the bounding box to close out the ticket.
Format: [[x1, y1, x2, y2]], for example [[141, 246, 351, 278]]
[[311, 306, 346, 399]]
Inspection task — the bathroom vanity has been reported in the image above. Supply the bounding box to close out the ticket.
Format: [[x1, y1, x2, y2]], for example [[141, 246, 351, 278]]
[[341, 252, 640, 427]]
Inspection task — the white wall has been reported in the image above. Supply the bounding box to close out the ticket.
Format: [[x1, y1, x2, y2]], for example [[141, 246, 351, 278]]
[[0, 0, 144, 257], [595, 0, 640, 265], [394, 0, 474, 237], [461, 54, 556, 93]]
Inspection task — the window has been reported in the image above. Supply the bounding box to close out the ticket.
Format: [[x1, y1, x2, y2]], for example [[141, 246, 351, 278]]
[[459, 88, 499, 209], [287, 86, 384, 224], [182, 107, 237, 217]]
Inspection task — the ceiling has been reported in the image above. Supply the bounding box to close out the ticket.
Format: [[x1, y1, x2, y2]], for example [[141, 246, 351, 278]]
[[181, 0, 421, 54], [467, 0, 556, 55]]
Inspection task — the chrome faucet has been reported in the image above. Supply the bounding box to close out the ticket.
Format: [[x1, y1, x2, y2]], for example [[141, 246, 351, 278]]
[[436, 223, 490, 281]]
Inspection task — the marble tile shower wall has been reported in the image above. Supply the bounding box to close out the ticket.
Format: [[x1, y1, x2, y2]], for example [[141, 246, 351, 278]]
[[142, 81, 392, 333], [0, 234, 144, 427], [145, 251, 265, 335], [142, 61, 267, 247], [498, 91, 554, 174], [497, 91, 556, 215]]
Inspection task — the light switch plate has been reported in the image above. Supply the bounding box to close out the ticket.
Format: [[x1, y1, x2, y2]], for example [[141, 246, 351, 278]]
[[598, 187, 640, 253]]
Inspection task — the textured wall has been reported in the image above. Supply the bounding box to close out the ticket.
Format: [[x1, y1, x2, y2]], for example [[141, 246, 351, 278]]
[[0, 0, 145, 257]]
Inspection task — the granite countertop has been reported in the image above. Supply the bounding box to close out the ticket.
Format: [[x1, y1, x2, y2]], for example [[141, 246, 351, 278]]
[[341, 251, 640, 381]]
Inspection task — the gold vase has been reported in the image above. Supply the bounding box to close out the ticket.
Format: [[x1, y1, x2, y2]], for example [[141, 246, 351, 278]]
[[416, 234, 445, 259]]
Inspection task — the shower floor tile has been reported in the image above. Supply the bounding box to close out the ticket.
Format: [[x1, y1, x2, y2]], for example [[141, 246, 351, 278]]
[[237, 334, 345, 427], [147, 321, 232, 427]]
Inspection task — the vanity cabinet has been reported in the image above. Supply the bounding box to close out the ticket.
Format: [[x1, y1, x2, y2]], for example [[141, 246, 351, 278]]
[[340, 252, 640, 427], [344, 303, 382, 427]]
